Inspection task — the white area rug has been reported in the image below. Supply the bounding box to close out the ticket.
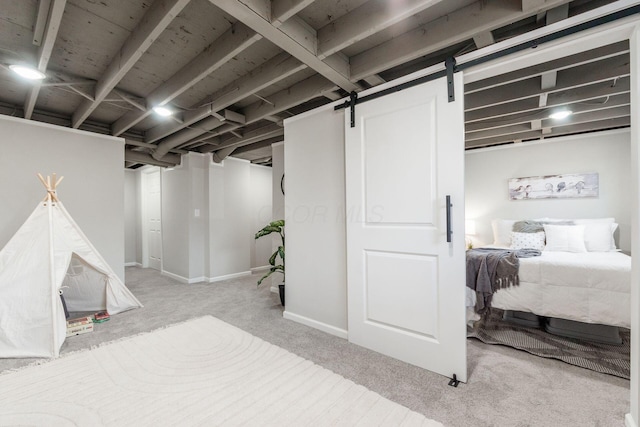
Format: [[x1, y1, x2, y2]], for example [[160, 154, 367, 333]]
[[0, 316, 442, 426]]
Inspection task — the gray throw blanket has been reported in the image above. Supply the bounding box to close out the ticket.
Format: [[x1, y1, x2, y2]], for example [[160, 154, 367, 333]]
[[466, 248, 541, 315]]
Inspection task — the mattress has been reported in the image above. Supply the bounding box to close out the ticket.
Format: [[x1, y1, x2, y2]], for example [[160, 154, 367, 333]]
[[468, 251, 632, 328]]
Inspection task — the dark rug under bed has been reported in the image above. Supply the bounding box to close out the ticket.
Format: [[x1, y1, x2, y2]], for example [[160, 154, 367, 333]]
[[468, 309, 630, 379]]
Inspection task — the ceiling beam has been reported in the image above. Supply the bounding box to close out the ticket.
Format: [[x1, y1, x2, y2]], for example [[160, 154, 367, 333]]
[[466, 105, 630, 141], [178, 74, 336, 149], [350, 0, 572, 81], [473, 31, 495, 49], [71, 0, 190, 129], [465, 54, 629, 111], [465, 41, 629, 93], [532, 2, 569, 116], [317, 0, 443, 58], [243, 73, 336, 123], [146, 52, 305, 144], [363, 74, 386, 87], [208, 125, 283, 152], [465, 93, 629, 133], [465, 76, 631, 123], [24, 0, 67, 120], [111, 22, 260, 136], [271, 0, 316, 24], [466, 116, 630, 148], [158, 72, 335, 154], [32, 0, 52, 46], [209, 0, 358, 92]]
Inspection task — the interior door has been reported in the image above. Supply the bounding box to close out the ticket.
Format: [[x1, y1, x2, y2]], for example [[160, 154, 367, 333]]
[[146, 170, 162, 271], [345, 73, 467, 382]]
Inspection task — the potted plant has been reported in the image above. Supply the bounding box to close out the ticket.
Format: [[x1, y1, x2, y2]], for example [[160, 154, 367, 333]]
[[255, 219, 285, 305]]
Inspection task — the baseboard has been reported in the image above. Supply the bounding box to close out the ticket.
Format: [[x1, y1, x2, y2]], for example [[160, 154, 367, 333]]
[[270, 286, 278, 294], [161, 270, 189, 283], [124, 262, 138, 267], [283, 311, 348, 340], [251, 265, 270, 273], [626, 413, 638, 427], [208, 271, 251, 283], [188, 276, 207, 284]]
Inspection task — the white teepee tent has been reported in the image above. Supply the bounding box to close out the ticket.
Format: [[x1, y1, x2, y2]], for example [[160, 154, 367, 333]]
[[0, 174, 142, 358]]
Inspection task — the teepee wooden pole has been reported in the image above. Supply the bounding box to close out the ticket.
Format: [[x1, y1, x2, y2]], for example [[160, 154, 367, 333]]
[[37, 173, 63, 203]]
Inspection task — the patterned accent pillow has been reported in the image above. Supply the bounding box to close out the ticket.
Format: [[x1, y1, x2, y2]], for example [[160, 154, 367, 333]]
[[510, 231, 545, 250]]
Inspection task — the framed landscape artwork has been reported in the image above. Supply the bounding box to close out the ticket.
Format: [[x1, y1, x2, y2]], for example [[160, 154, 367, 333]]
[[508, 172, 599, 200]]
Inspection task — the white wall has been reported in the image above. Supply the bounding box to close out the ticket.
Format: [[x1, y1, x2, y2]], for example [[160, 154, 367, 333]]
[[250, 164, 273, 269], [124, 170, 138, 265], [0, 115, 126, 281], [465, 130, 631, 251], [135, 155, 270, 283], [188, 154, 208, 280], [283, 103, 348, 337], [209, 157, 252, 279]]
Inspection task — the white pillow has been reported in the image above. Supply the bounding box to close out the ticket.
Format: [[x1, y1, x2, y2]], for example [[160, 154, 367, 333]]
[[581, 222, 618, 252], [543, 224, 587, 253], [491, 219, 518, 247], [510, 231, 545, 251], [574, 218, 616, 224]]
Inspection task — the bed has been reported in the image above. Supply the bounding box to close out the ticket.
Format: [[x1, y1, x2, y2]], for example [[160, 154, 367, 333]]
[[466, 217, 632, 331]]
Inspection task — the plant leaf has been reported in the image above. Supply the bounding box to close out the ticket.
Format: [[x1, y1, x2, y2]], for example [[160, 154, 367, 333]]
[[257, 271, 272, 286], [268, 250, 278, 266]]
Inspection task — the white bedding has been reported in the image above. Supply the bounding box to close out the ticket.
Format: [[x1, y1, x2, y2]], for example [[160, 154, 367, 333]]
[[467, 250, 632, 328]]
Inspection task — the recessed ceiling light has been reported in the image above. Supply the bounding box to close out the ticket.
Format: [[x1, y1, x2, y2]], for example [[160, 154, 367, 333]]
[[9, 64, 46, 80], [549, 110, 572, 120], [153, 106, 173, 117]]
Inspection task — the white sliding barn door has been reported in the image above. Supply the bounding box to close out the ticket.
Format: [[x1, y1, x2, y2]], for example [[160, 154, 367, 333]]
[[345, 74, 467, 382]]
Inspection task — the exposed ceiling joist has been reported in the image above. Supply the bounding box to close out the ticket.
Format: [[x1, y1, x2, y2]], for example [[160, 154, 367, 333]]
[[317, 0, 443, 58], [111, 23, 261, 136], [467, 116, 630, 148], [171, 72, 336, 151], [465, 76, 630, 123], [209, 0, 358, 92], [271, 0, 316, 24], [24, 0, 67, 120], [363, 74, 386, 87], [464, 40, 629, 93], [242, 73, 337, 123], [465, 54, 629, 111], [473, 31, 496, 49], [32, 0, 52, 46], [466, 105, 630, 141], [71, 0, 190, 129], [349, 0, 573, 81], [147, 52, 305, 145], [466, 93, 629, 132]]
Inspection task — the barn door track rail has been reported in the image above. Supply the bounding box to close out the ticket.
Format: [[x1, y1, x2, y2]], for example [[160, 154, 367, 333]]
[[335, 4, 640, 128]]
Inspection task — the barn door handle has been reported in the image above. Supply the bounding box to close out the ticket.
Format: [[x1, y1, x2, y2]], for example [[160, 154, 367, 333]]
[[446, 195, 452, 243]]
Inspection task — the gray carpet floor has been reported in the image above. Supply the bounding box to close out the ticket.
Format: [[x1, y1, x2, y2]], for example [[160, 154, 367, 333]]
[[0, 267, 630, 427]]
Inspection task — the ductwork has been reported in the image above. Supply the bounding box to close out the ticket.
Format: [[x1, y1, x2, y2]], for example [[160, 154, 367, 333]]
[[125, 149, 181, 167]]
